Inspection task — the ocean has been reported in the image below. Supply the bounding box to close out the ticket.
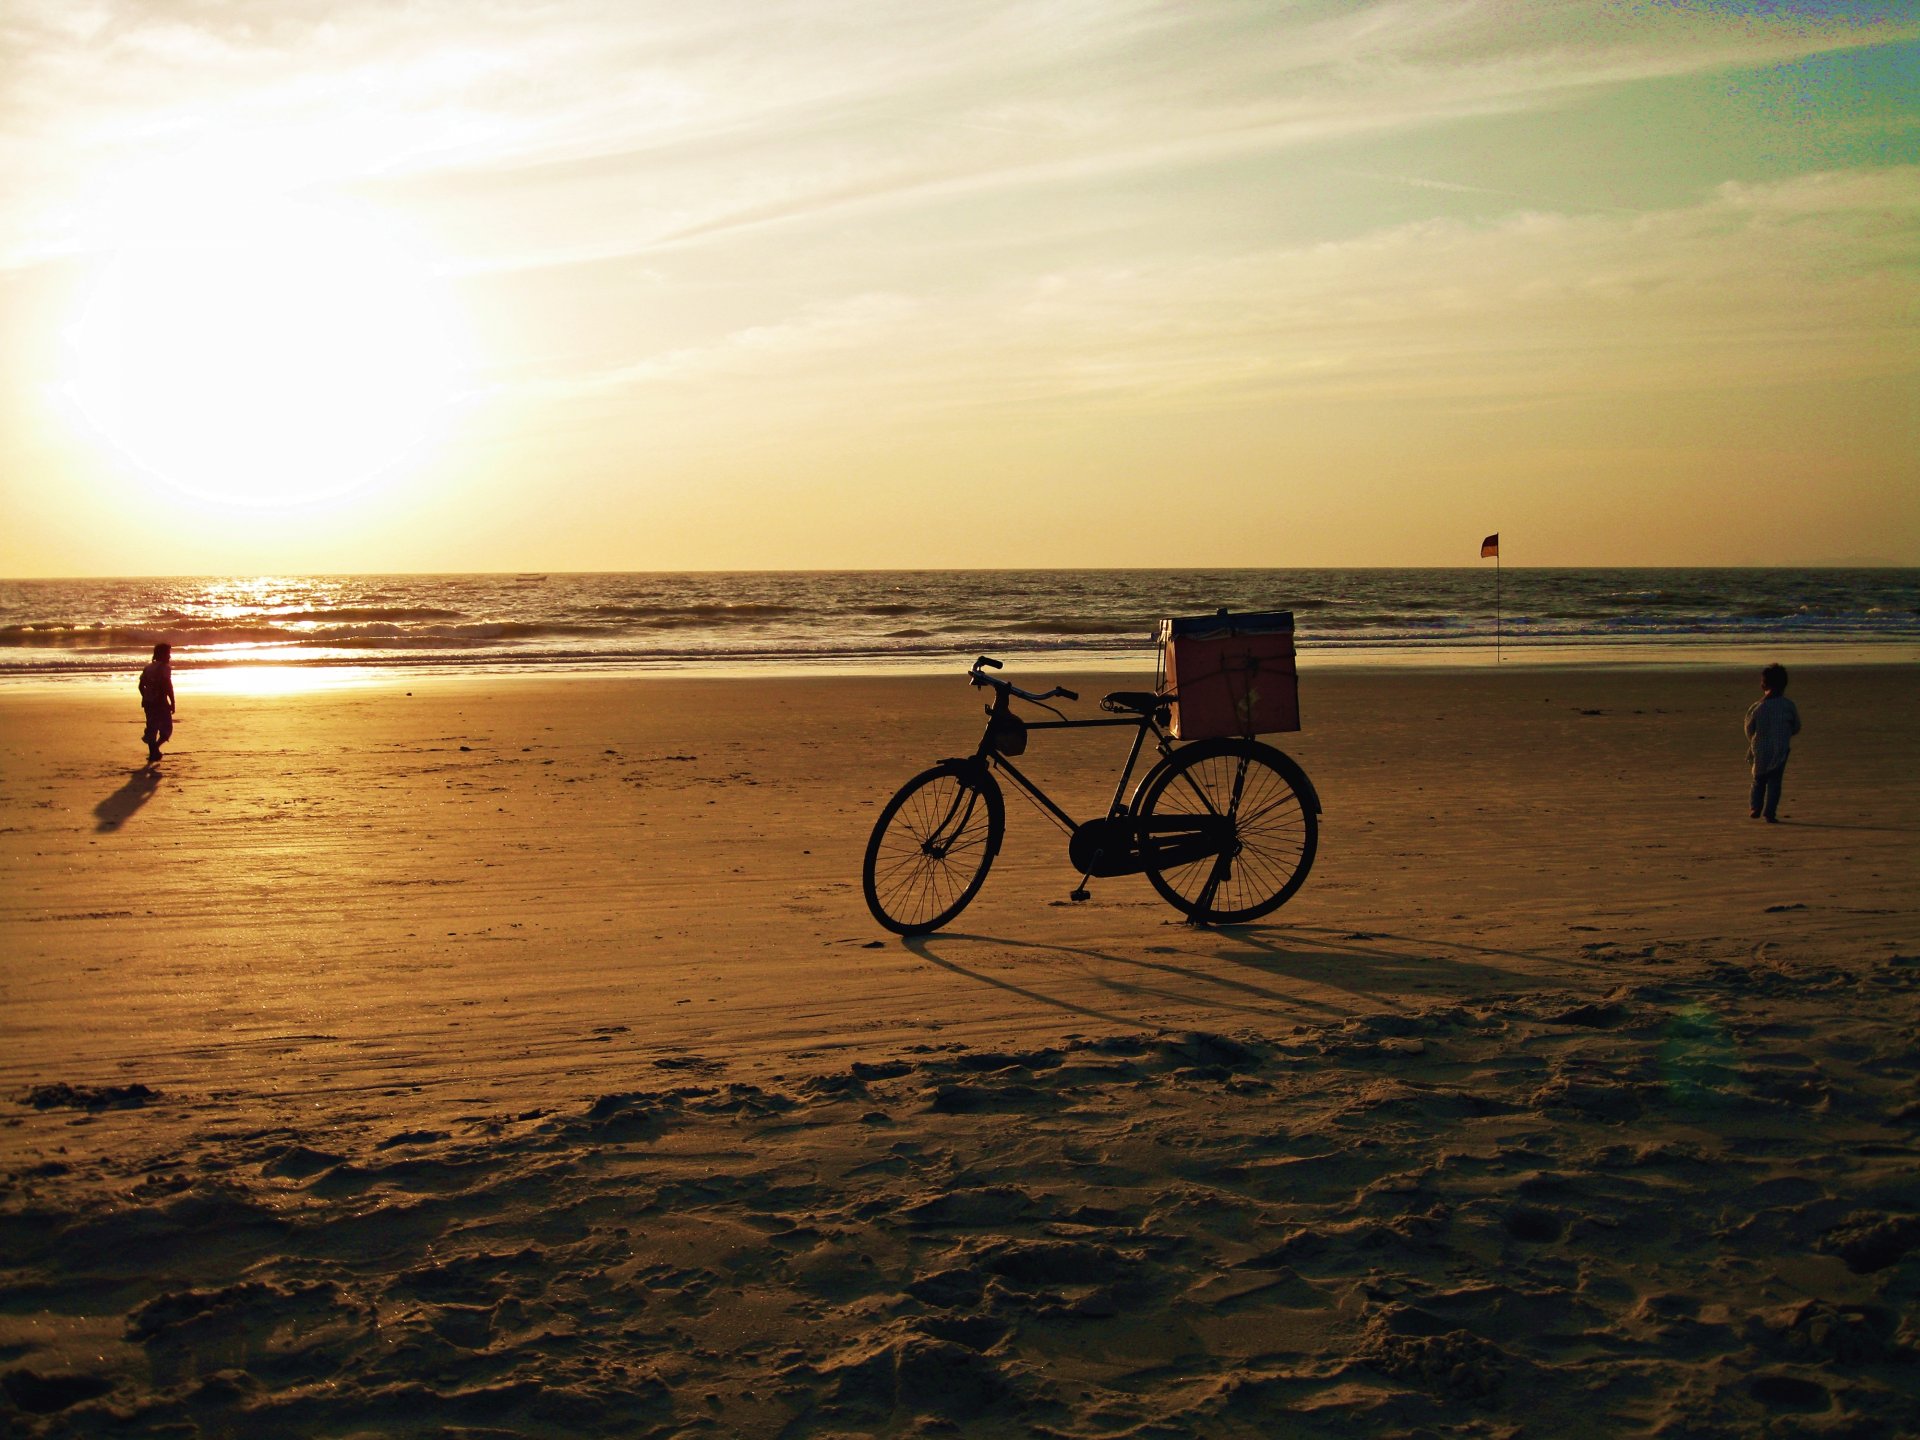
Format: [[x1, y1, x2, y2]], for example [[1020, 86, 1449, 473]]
[[0, 569, 1914, 680]]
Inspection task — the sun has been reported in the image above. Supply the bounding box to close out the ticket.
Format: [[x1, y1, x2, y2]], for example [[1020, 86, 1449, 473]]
[[65, 197, 466, 508]]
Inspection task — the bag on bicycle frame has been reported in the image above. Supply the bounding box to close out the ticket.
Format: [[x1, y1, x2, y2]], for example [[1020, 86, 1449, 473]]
[[987, 711, 1028, 756], [1157, 609, 1299, 741]]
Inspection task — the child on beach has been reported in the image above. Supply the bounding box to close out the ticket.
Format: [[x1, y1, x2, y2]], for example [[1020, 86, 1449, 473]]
[[139, 643, 175, 764], [1744, 662, 1799, 823]]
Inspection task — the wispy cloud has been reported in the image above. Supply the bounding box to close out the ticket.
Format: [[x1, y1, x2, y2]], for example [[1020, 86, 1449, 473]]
[[517, 166, 1919, 423], [4, 0, 1914, 266]]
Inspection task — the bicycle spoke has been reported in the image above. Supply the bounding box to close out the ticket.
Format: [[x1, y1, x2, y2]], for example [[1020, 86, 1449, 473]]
[[863, 766, 1003, 933], [1137, 740, 1318, 924]]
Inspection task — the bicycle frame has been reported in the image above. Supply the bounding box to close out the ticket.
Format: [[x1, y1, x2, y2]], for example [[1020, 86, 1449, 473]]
[[968, 691, 1169, 835]]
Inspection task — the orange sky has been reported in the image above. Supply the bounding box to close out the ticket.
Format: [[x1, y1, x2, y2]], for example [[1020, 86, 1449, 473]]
[[2, 1, 1916, 575]]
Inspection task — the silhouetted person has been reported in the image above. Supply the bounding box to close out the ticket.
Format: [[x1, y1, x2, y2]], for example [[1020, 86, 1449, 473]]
[[1745, 662, 1799, 823], [139, 643, 175, 764]]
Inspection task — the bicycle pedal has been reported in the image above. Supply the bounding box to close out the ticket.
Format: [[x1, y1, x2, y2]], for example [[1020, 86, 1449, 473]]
[[1069, 887, 1090, 902]]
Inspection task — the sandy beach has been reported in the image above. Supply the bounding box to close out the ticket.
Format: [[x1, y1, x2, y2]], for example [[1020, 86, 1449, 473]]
[[3, 663, 1917, 1437]]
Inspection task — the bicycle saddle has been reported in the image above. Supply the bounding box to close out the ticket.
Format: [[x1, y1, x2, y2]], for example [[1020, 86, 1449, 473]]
[[1100, 691, 1168, 715]]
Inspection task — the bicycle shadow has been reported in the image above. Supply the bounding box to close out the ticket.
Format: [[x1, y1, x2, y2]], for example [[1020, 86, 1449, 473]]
[[95, 766, 162, 833], [903, 915, 1640, 1029], [904, 928, 1409, 1027], [1209, 924, 1607, 997], [904, 935, 1139, 1027], [1270, 923, 1634, 976], [1198, 925, 1635, 1013]]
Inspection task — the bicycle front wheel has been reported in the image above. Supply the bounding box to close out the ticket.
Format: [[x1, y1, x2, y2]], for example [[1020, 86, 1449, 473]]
[[863, 762, 1004, 935], [1134, 739, 1317, 924]]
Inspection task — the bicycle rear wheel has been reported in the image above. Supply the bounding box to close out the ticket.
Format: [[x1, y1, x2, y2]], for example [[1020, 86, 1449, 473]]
[[863, 762, 1004, 935], [1134, 738, 1317, 924]]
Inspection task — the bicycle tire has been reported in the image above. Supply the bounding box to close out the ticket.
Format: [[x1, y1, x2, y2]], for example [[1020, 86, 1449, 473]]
[[863, 762, 1005, 935], [1134, 738, 1317, 924]]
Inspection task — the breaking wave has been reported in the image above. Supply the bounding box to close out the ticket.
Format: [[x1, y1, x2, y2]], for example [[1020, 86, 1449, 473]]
[[1, 568, 1912, 677]]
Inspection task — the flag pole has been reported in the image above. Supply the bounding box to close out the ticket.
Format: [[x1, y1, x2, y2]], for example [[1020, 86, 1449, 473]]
[[1480, 532, 1501, 663]]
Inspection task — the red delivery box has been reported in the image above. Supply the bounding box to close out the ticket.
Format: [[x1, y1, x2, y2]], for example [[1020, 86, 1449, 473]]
[[1156, 609, 1299, 741]]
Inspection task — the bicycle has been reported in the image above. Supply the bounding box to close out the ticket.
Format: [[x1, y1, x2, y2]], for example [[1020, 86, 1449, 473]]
[[862, 655, 1320, 934]]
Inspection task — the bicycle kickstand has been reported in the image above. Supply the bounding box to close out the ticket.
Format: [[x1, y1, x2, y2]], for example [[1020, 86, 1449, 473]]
[[1186, 858, 1227, 926]]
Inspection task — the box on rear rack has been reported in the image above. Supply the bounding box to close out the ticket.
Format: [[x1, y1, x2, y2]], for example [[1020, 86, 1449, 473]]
[[1156, 609, 1299, 740]]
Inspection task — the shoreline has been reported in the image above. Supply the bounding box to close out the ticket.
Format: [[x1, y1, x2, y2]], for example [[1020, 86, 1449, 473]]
[[2, 636, 1915, 694]]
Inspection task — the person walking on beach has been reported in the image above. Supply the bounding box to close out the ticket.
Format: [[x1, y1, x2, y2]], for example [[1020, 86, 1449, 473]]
[[1745, 662, 1799, 823], [139, 643, 175, 764]]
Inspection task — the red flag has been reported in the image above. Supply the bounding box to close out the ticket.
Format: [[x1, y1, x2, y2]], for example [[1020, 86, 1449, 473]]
[[1480, 533, 1499, 558]]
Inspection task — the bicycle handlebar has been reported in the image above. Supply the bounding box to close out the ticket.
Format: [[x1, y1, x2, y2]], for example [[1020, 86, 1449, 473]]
[[1018, 683, 1078, 703], [969, 656, 1077, 705]]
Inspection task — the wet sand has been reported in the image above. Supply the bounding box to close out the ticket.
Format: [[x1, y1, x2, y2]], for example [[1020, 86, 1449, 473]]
[[3, 665, 1917, 1436]]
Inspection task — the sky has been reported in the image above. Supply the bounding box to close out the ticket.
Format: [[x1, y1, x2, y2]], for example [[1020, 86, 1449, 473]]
[[1, 0, 1915, 575]]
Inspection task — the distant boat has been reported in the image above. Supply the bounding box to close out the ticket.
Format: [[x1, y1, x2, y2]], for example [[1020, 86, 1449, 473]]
[[513, 574, 548, 583]]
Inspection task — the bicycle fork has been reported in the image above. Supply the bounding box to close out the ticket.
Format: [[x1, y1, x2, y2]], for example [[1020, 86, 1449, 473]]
[[1188, 752, 1249, 922], [924, 784, 982, 860]]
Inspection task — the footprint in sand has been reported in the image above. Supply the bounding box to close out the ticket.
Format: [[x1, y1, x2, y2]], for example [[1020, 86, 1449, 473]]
[[1747, 1373, 1830, 1413]]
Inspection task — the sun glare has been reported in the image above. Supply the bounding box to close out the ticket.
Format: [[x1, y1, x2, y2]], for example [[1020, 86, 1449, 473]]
[[184, 664, 380, 698], [64, 198, 466, 508]]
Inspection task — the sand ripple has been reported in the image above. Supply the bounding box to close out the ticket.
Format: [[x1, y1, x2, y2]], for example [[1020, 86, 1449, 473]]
[[5, 959, 1920, 1436]]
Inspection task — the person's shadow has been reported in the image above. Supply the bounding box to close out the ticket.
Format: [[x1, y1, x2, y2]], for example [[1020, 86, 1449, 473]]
[[95, 767, 162, 832]]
